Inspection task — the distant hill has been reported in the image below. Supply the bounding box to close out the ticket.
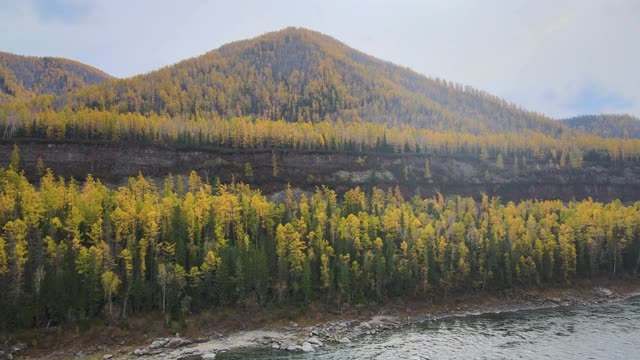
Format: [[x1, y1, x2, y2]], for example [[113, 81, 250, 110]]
[[0, 51, 112, 100], [54, 27, 566, 136], [563, 114, 640, 139]]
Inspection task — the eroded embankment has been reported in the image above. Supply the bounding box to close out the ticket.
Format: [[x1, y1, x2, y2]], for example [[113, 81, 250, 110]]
[[2, 141, 640, 202]]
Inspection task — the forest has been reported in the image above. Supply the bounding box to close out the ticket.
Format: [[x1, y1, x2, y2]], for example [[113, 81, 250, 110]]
[[0, 51, 111, 102], [2, 27, 640, 171], [3, 105, 640, 166], [1, 145, 639, 331], [4, 28, 566, 136], [1, 28, 640, 337], [564, 114, 640, 139]]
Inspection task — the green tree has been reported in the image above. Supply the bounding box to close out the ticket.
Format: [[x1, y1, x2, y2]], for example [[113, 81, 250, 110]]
[[302, 260, 312, 304], [271, 152, 279, 177], [101, 271, 121, 322], [0, 237, 8, 274], [496, 153, 504, 169], [9, 144, 20, 171], [424, 159, 432, 181], [244, 162, 254, 181]]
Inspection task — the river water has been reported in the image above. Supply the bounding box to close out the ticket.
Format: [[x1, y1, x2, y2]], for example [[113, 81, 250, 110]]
[[219, 295, 640, 359]]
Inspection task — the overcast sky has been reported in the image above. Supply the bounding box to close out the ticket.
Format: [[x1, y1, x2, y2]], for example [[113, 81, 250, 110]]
[[1, 0, 638, 118]]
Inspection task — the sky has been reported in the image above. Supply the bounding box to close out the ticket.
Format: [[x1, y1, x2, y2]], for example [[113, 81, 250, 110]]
[[0, 0, 638, 119]]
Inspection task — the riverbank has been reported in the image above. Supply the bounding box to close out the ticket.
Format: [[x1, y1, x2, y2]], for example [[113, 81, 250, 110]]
[[5, 280, 640, 360]]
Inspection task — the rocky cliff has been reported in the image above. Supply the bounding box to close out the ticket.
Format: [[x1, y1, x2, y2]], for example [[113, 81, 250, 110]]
[[2, 141, 639, 202]]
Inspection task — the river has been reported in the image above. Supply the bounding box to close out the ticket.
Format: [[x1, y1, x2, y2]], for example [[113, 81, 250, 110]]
[[218, 295, 640, 359]]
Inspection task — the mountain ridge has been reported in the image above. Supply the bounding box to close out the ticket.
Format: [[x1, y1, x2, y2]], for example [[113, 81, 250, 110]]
[[0, 51, 112, 101], [46, 27, 566, 136], [6, 28, 640, 141], [563, 114, 640, 139]]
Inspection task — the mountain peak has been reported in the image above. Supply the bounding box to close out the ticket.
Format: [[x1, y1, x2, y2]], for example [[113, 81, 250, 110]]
[[212, 26, 361, 65], [45, 29, 565, 136]]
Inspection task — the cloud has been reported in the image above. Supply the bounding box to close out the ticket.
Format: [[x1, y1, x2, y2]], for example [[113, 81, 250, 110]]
[[32, 0, 94, 23], [566, 84, 635, 116]]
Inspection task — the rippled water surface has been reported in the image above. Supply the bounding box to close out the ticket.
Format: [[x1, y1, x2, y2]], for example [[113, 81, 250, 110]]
[[219, 296, 640, 359]]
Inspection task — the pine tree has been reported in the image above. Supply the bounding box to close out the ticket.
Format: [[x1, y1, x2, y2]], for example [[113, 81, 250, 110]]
[[320, 253, 331, 300], [302, 260, 312, 304], [9, 144, 20, 172], [0, 237, 8, 274], [480, 146, 489, 162], [424, 159, 432, 181], [244, 162, 254, 181], [101, 271, 121, 322], [496, 153, 504, 169], [271, 152, 279, 177]]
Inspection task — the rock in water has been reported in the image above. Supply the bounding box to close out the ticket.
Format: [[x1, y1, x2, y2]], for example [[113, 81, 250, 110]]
[[302, 342, 315, 352], [594, 287, 614, 298], [149, 339, 169, 349], [166, 337, 193, 349], [177, 354, 204, 360], [307, 337, 323, 346], [203, 354, 217, 359], [338, 337, 351, 343]]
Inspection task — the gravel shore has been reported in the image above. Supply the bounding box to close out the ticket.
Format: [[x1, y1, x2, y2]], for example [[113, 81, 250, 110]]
[[6, 283, 640, 360]]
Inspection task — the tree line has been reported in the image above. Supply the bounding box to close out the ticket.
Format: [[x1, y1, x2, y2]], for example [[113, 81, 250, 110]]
[[4, 106, 640, 167], [1, 148, 639, 331], [563, 114, 640, 139]]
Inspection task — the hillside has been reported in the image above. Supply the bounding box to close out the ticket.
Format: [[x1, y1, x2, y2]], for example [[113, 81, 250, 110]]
[[3, 28, 640, 203], [52, 27, 565, 136], [563, 114, 640, 139], [0, 51, 112, 100], [2, 23, 640, 350], [1, 154, 640, 333]]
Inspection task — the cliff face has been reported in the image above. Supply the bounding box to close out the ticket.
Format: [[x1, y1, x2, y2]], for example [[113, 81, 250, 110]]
[[2, 141, 639, 202]]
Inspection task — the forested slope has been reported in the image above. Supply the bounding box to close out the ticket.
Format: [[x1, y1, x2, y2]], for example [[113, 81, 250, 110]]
[[563, 114, 640, 139], [7, 28, 640, 168], [2, 28, 640, 204], [0, 52, 111, 101], [35, 27, 565, 136], [1, 149, 639, 330]]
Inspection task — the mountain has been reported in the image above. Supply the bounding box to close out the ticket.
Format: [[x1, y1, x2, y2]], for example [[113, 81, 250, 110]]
[[0, 51, 112, 101], [2, 28, 640, 204], [54, 27, 566, 136], [563, 114, 640, 139]]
